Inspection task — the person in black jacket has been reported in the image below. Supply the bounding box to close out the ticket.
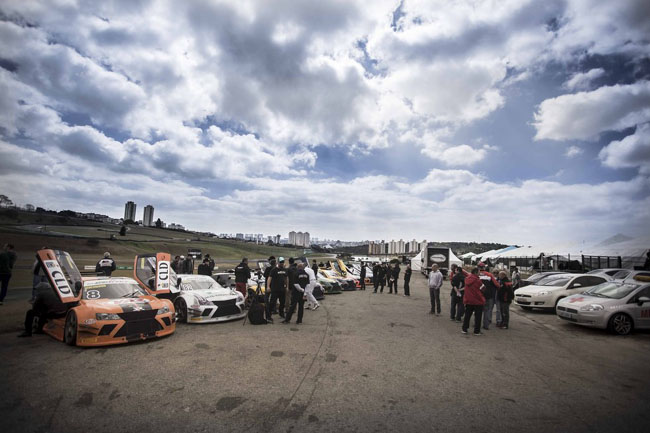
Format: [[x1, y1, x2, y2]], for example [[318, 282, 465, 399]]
[[403, 263, 412, 296], [312, 260, 319, 276], [197, 258, 212, 276], [263, 257, 276, 318], [95, 252, 116, 276], [391, 264, 400, 294], [450, 266, 465, 322], [496, 271, 513, 329], [234, 258, 251, 298], [18, 282, 68, 337], [283, 263, 308, 324], [380, 263, 388, 293], [171, 256, 182, 274], [359, 263, 366, 290], [182, 256, 194, 274], [205, 254, 215, 273], [372, 263, 381, 293], [266, 258, 288, 323]]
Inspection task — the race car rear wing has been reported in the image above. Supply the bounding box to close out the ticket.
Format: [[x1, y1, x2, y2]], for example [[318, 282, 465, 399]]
[[36, 249, 82, 304], [133, 253, 180, 295]]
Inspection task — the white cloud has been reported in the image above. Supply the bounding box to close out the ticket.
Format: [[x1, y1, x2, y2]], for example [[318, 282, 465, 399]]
[[565, 145, 583, 158], [533, 81, 650, 141], [563, 68, 605, 91], [599, 123, 650, 174]]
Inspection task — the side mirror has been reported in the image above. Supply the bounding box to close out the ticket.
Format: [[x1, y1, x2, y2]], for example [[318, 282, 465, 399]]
[[177, 277, 182, 286], [637, 296, 650, 305], [74, 281, 82, 294], [571, 283, 582, 289]]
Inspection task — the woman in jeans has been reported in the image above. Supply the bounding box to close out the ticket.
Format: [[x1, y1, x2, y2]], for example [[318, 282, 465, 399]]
[[496, 271, 514, 329]]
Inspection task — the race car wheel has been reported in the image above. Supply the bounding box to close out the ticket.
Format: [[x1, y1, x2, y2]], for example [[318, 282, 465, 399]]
[[64, 311, 77, 346], [175, 298, 188, 324], [608, 313, 633, 336]]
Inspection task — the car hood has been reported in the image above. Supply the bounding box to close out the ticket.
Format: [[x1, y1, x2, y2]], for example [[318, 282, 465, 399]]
[[82, 296, 164, 313], [186, 289, 237, 299], [558, 293, 622, 308], [515, 284, 563, 295]]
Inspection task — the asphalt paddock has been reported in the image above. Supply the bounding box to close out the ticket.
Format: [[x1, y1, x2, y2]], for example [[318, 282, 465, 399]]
[[1, 274, 649, 433]]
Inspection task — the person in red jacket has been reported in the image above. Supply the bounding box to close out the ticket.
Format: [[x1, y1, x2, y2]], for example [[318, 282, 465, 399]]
[[462, 267, 486, 335]]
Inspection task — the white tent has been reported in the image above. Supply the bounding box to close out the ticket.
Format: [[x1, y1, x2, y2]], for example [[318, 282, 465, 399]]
[[449, 250, 463, 267], [411, 250, 422, 271], [459, 252, 475, 259]]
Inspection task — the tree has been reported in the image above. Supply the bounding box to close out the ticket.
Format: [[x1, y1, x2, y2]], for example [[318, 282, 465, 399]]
[[123, 219, 134, 225], [155, 218, 162, 228], [0, 194, 13, 208], [119, 226, 127, 236]]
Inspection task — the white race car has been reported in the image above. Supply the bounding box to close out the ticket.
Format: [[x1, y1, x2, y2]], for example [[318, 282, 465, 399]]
[[556, 277, 650, 335], [174, 274, 246, 324], [514, 273, 608, 311]]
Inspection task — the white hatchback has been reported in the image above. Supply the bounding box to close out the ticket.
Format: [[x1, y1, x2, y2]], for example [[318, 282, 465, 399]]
[[514, 274, 608, 311], [556, 279, 650, 335]]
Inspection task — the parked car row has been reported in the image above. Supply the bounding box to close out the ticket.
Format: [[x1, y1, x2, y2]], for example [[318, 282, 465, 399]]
[[514, 268, 650, 335]]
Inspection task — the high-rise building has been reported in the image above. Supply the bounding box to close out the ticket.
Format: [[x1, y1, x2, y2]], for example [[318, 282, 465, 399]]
[[303, 232, 310, 247], [288, 231, 296, 245], [124, 201, 136, 221], [143, 205, 154, 227]]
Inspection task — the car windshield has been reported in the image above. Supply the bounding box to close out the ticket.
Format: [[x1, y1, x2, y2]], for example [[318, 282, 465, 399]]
[[585, 282, 639, 299], [179, 279, 223, 292], [612, 270, 630, 279], [539, 275, 572, 287], [83, 282, 146, 299], [527, 273, 556, 283]]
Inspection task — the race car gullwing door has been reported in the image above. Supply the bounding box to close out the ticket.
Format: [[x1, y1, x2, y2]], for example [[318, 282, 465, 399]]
[[36, 249, 82, 304], [133, 253, 179, 295]]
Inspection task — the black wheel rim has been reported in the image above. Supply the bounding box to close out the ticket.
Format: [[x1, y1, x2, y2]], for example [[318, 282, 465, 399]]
[[613, 314, 631, 335], [66, 314, 76, 342]]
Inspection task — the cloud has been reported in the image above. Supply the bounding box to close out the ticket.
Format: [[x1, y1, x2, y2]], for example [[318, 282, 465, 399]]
[[563, 68, 605, 91], [565, 145, 583, 158], [599, 123, 650, 174], [533, 81, 650, 141]]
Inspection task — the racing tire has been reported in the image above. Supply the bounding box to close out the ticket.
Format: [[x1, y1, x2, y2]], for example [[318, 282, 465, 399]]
[[64, 311, 77, 346], [608, 313, 633, 336], [520, 306, 532, 311], [174, 298, 188, 324]]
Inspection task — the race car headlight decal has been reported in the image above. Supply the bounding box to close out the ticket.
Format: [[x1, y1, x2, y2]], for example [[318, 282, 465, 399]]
[[580, 304, 604, 311], [96, 313, 120, 321], [195, 295, 211, 305], [157, 306, 170, 315]]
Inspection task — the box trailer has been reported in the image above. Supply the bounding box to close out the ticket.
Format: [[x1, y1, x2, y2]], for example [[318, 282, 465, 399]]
[[421, 245, 451, 277]]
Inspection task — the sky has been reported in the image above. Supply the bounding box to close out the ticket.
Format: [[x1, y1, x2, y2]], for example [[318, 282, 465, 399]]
[[0, 0, 649, 245]]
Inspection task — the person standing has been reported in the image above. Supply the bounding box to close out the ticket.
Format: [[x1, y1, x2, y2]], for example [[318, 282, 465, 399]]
[[403, 263, 412, 296], [303, 261, 320, 310], [478, 262, 499, 330], [234, 257, 251, 298], [450, 266, 465, 322], [428, 264, 443, 315], [372, 262, 381, 293], [18, 282, 68, 337], [197, 258, 212, 276], [496, 271, 514, 329], [263, 256, 276, 318], [0, 244, 17, 305], [182, 255, 194, 274], [359, 262, 366, 290], [511, 267, 521, 291], [462, 267, 486, 335], [171, 256, 182, 274], [95, 252, 116, 276], [283, 263, 308, 324], [266, 257, 288, 323], [392, 263, 400, 294], [312, 260, 319, 276], [205, 254, 216, 274], [379, 263, 387, 293]]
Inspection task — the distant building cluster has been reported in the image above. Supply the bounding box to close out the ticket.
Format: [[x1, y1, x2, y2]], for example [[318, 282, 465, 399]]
[[288, 231, 310, 247], [368, 239, 427, 255]]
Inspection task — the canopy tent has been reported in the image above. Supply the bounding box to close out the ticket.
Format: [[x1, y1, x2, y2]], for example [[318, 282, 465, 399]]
[[410, 250, 422, 271], [449, 249, 463, 267], [459, 252, 475, 259]]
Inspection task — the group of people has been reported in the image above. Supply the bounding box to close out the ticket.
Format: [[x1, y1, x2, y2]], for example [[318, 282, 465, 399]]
[[428, 262, 519, 335], [370, 262, 412, 296], [262, 256, 321, 325]]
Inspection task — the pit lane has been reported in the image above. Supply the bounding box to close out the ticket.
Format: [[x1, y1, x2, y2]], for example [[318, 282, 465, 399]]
[[0, 274, 649, 433]]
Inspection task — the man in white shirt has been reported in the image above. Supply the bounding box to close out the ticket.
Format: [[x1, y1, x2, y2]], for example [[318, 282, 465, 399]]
[[428, 264, 443, 315], [303, 262, 320, 310]]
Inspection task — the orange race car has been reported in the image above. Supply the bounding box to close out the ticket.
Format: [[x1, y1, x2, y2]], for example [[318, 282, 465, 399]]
[[36, 249, 175, 347]]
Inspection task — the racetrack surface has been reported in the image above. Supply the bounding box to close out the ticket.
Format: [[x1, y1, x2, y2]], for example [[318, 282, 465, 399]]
[[1, 274, 649, 433]]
